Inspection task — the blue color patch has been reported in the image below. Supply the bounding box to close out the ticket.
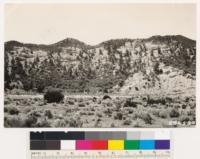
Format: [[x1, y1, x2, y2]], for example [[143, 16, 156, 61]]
[[139, 140, 155, 150]]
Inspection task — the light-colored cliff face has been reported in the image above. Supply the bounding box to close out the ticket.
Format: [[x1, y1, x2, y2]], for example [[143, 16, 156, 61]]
[[119, 64, 195, 97]]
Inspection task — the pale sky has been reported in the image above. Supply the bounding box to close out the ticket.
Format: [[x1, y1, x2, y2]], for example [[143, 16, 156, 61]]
[[5, 3, 196, 45]]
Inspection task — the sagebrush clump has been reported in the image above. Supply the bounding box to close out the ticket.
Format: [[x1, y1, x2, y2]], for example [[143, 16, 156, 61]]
[[170, 109, 180, 118], [6, 106, 19, 115], [158, 110, 168, 118], [123, 99, 137, 108], [103, 95, 111, 100], [44, 110, 53, 119]]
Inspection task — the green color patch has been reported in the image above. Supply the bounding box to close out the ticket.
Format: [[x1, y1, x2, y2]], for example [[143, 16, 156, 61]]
[[124, 140, 139, 150]]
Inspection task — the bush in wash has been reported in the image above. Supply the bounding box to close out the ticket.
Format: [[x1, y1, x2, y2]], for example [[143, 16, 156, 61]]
[[44, 88, 64, 103]]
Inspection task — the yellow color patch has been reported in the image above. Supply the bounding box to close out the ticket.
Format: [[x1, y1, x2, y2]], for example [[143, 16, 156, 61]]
[[108, 140, 124, 150]]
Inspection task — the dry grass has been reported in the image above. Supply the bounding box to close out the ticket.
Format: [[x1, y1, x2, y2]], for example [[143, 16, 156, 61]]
[[4, 95, 196, 127]]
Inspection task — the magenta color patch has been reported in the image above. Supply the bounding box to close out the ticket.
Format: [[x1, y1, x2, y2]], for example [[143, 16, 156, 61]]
[[76, 140, 92, 150]]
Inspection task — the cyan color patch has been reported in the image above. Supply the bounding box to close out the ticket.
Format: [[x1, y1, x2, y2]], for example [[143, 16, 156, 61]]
[[139, 140, 155, 150]]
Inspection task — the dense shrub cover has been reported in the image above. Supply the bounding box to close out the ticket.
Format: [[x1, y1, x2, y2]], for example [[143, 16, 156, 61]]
[[44, 88, 64, 103]]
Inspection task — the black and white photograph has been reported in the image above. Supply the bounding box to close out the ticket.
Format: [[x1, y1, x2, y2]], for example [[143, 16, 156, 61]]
[[4, 3, 196, 128]]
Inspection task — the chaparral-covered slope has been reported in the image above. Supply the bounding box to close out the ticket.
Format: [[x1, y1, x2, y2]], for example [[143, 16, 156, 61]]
[[4, 35, 195, 96]]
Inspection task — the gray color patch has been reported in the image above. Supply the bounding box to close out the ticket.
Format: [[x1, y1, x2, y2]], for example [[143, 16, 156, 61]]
[[140, 132, 155, 139], [127, 132, 141, 140], [85, 131, 101, 140]]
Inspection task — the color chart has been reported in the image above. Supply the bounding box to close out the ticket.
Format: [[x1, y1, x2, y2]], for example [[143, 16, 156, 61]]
[[30, 131, 171, 159]]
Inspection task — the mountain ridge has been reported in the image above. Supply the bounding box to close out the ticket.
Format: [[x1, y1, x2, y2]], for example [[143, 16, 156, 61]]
[[5, 35, 195, 50]]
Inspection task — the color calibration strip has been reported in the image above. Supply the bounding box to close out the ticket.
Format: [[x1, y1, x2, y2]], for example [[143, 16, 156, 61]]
[[30, 131, 170, 151]]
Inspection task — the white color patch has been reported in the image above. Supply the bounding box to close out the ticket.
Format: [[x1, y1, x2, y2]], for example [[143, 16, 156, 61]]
[[61, 140, 76, 150], [155, 131, 171, 140]]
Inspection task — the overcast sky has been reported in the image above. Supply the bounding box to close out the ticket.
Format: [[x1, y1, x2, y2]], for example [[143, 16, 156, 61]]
[[5, 3, 196, 45]]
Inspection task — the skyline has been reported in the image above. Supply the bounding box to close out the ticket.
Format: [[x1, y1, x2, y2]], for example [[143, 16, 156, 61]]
[[5, 3, 196, 45], [5, 34, 196, 46]]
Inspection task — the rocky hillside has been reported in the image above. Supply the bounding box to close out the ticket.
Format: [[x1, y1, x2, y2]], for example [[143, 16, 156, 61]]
[[4, 35, 196, 95]]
